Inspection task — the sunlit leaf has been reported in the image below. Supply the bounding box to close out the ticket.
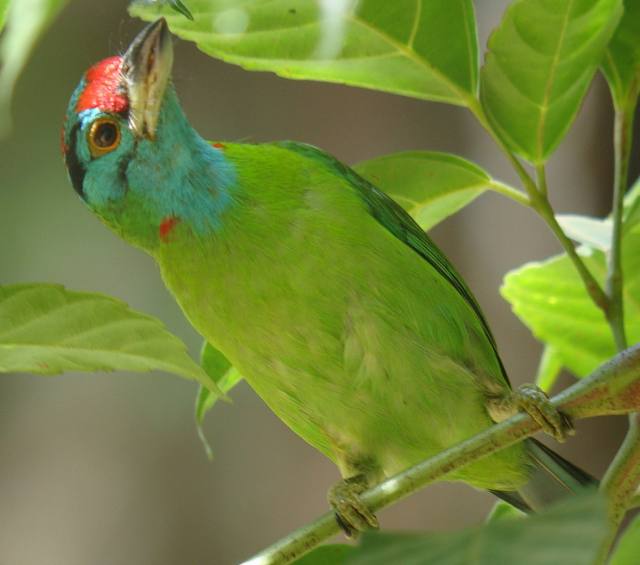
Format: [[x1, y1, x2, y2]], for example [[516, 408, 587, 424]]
[[501, 233, 640, 377], [347, 492, 606, 565], [601, 0, 640, 109], [130, 0, 479, 106], [0, 284, 215, 389], [354, 151, 492, 231], [481, 0, 622, 163], [556, 214, 612, 251]]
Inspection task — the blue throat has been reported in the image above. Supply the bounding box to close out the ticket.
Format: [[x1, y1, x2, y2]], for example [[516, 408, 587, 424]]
[[126, 88, 237, 234], [77, 86, 236, 248]]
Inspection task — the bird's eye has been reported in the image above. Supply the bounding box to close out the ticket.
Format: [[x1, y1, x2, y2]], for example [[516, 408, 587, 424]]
[[88, 118, 121, 157]]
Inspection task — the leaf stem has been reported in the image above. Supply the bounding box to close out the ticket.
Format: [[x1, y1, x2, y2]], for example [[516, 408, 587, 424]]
[[605, 105, 633, 351], [240, 345, 640, 565], [594, 93, 638, 563], [536, 164, 548, 197], [467, 99, 539, 199], [468, 100, 609, 313], [531, 194, 609, 312], [487, 180, 530, 207]]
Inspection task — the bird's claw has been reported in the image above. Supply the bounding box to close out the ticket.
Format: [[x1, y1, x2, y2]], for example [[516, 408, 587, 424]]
[[512, 384, 575, 442], [328, 475, 379, 537]]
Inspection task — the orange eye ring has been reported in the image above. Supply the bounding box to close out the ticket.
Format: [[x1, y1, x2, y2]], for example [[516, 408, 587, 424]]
[[88, 118, 121, 157]]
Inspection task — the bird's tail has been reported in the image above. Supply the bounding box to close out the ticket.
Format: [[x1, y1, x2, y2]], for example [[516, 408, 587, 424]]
[[491, 438, 597, 512]]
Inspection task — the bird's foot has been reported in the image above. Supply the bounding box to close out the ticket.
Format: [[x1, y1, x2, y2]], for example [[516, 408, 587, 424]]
[[328, 474, 379, 537], [507, 384, 575, 442]]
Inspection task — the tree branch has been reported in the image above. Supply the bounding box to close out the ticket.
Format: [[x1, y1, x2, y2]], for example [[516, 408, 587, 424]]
[[241, 345, 640, 565]]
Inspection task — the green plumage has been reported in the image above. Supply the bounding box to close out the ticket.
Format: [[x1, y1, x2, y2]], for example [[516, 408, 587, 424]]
[[156, 141, 528, 489]]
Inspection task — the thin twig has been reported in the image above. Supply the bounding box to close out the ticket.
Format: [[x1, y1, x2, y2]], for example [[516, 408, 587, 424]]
[[468, 101, 609, 313], [241, 345, 640, 565], [605, 106, 633, 351]]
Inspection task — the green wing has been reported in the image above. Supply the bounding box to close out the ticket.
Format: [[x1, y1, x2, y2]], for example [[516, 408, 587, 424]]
[[276, 141, 508, 382]]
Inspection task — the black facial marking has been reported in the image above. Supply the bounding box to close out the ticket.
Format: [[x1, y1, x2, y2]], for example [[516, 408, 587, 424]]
[[65, 122, 86, 198], [117, 153, 130, 189]]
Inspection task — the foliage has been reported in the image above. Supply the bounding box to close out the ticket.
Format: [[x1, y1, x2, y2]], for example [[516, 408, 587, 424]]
[[0, 284, 218, 391], [346, 492, 606, 565], [2, 0, 640, 563]]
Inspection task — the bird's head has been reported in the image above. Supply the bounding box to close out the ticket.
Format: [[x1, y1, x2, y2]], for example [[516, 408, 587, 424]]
[[62, 19, 234, 251]]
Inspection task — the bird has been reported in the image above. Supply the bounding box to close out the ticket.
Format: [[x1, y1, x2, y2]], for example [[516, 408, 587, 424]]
[[61, 18, 592, 533]]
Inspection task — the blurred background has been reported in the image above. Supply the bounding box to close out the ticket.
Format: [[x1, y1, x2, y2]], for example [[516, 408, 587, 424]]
[[0, 1, 634, 563]]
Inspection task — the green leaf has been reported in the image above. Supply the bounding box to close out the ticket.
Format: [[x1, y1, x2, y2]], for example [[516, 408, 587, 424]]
[[195, 341, 242, 424], [0, 0, 10, 32], [130, 0, 479, 106], [0, 0, 69, 134], [535, 345, 564, 392], [602, 0, 640, 109], [346, 492, 606, 565], [501, 233, 640, 377], [485, 500, 525, 524], [354, 151, 493, 231], [0, 283, 215, 387], [556, 214, 612, 251], [293, 544, 355, 565], [610, 512, 640, 565], [480, 0, 623, 164]]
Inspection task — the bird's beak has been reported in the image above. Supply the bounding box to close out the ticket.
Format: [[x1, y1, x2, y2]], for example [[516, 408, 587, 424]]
[[122, 18, 173, 140]]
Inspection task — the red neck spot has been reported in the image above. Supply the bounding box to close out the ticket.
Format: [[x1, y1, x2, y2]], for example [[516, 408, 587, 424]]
[[159, 216, 181, 242], [212, 142, 225, 149], [76, 56, 128, 114]]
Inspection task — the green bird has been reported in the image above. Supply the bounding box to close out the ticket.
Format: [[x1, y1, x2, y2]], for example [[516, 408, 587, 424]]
[[62, 19, 591, 532]]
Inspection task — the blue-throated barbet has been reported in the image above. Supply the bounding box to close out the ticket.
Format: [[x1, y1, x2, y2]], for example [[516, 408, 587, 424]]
[[62, 19, 593, 533]]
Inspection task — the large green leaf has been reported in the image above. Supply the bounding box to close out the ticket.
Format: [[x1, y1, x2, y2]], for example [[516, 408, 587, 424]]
[[610, 512, 640, 565], [354, 151, 494, 231], [195, 341, 242, 424], [0, 284, 217, 390], [130, 0, 479, 106], [346, 492, 606, 565], [480, 0, 622, 164], [0, 0, 68, 134], [602, 0, 640, 109], [501, 232, 640, 377]]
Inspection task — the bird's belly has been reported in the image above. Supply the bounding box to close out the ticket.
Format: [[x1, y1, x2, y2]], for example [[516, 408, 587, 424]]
[[157, 221, 528, 489]]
